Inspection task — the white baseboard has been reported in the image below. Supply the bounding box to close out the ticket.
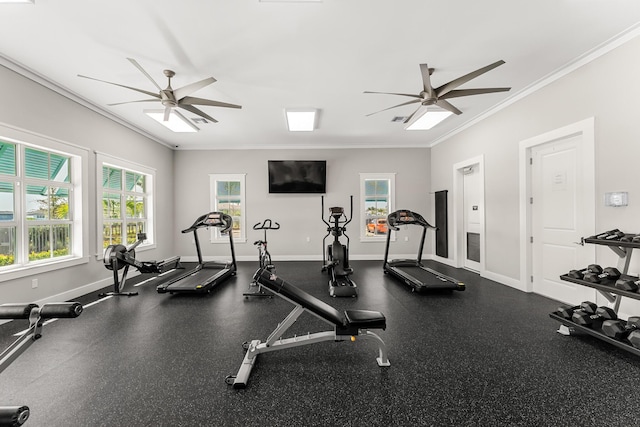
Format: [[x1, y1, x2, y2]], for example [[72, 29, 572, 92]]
[[0, 274, 126, 326], [482, 270, 526, 292], [427, 254, 458, 268]]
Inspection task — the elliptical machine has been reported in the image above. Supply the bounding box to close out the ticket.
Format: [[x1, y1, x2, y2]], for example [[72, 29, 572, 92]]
[[321, 195, 357, 297]]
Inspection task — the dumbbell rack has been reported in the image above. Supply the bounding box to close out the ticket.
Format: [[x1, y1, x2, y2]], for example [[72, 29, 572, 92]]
[[549, 233, 640, 356]]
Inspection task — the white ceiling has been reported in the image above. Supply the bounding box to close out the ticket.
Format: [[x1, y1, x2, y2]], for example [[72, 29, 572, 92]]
[[2, 0, 640, 150]]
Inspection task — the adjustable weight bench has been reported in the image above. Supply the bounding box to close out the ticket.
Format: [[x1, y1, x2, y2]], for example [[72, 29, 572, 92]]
[[226, 268, 390, 389]]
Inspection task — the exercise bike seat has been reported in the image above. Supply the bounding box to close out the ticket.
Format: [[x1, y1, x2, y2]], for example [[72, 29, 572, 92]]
[[253, 240, 265, 246]]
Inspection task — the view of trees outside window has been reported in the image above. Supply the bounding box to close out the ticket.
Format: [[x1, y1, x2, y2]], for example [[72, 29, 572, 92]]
[[24, 147, 72, 262], [216, 180, 242, 238], [364, 179, 390, 236], [102, 166, 148, 248], [0, 142, 74, 267]]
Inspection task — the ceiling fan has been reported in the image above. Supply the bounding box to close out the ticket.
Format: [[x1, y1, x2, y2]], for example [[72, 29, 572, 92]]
[[78, 58, 241, 123], [365, 60, 510, 124]]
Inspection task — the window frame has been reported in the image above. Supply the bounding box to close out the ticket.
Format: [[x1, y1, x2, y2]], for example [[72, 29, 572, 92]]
[[209, 173, 246, 243], [0, 125, 89, 282], [96, 153, 156, 259], [359, 173, 396, 242]]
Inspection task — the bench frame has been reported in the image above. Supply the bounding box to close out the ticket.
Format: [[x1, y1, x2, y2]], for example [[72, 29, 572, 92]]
[[226, 270, 390, 389]]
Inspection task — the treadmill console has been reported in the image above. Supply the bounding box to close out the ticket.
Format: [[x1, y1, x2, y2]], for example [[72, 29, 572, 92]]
[[387, 210, 433, 229]]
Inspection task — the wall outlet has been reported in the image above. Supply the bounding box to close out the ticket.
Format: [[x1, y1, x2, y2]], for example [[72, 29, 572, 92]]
[[404, 236, 409, 242], [306, 237, 310, 242], [31, 278, 38, 289]]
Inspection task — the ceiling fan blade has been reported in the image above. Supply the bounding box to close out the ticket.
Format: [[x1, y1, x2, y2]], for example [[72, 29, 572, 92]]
[[403, 105, 426, 124], [173, 77, 217, 100], [435, 99, 462, 115], [107, 99, 160, 106], [364, 91, 421, 99], [127, 58, 163, 91], [78, 74, 160, 98], [178, 104, 219, 123], [439, 87, 511, 100], [179, 96, 242, 109], [435, 60, 506, 98], [365, 98, 421, 117], [419, 64, 434, 97], [163, 106, 171, 122]]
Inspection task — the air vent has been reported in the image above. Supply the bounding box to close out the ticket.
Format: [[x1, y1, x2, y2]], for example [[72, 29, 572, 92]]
[[391, 116, 407, 123]]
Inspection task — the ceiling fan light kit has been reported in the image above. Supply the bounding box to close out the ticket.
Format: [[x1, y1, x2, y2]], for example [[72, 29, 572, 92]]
[[365, 60, 511, 128], [78, 58, 242, 128]]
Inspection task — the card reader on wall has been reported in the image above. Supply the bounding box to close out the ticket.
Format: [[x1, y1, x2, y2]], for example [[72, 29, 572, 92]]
[[605, 192, 628, 207]]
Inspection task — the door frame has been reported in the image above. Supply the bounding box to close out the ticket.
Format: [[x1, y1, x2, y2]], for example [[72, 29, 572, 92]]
[[453, 155, 485, 274], [519, 117, 595, 293]]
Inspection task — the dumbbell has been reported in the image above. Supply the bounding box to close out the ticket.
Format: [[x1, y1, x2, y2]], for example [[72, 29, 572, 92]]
[[615, 278, 640, 292], [583, 267, 621, 283], [557, 301, 596, 320], [593, 229, 620, 239], [628, 330, 640, 349], [603, 231, 625, 241], [572, 304, 617, 327], [568, 264, 603, 280], [619, 234, 640, 243], [602, 316, 640, 340]]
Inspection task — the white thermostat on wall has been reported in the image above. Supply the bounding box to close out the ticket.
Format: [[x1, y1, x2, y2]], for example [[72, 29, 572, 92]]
[[604, 192, 628, 207]]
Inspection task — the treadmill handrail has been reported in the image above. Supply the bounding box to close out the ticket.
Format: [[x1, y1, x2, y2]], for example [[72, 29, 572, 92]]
[[387, 209, 435, 230], [182, 212, 233, 234]]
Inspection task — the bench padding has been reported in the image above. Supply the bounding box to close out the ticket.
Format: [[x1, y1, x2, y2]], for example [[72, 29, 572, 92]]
[[254, 268, 386, 330]]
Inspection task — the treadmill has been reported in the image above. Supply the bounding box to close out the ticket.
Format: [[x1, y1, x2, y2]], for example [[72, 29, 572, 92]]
[[157, 212, 237, 294], [383, 209, 465, 292]]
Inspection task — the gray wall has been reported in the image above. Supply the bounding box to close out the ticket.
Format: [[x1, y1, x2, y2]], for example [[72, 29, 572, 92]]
[[430, 35, 640, 287], [0, 64, 175, 304], [173, 147, 430, 261], [3, 33, 640, 305]]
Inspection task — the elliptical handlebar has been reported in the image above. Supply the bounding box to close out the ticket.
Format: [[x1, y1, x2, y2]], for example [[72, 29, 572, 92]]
[[321, 196, 330, 227], [253, 219, 280, 231], [344, 195, 353, 227]]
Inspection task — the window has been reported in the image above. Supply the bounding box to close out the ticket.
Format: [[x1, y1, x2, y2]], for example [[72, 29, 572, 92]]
[[360, 173, 395, 241], [210, 174, 246, 242], [0, 127, 88, 280], [97, 154, 155, 255]]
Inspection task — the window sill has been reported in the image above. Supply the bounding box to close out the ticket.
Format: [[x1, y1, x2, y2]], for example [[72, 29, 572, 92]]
[[0, 256, 90, 283]]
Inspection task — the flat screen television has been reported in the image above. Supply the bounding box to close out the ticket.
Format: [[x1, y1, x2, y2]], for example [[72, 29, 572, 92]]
[[268, 160, 326, 194]]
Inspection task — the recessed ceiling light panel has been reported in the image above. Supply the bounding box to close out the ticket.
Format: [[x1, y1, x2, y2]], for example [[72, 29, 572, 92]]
[[285, 109, 317, 132], [405, 110, 453, 131], [144, 109, 199, 133]]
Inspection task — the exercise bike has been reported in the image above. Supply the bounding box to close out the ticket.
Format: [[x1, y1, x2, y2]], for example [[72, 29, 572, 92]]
[[0, 301, 83, 426], [101, 232, 182, 297], [321, 196, 357, 297], [244, 219, 280, 298]]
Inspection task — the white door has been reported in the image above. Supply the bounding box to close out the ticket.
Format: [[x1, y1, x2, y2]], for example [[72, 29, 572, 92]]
[[463, 165, 481, 271], [531, 135, 596, 304]]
